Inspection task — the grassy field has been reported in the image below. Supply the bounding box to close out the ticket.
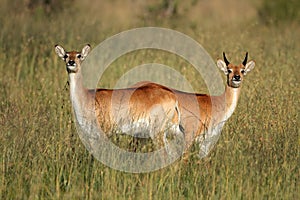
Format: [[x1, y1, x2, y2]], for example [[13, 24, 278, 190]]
[[0, 0, 299, 199]]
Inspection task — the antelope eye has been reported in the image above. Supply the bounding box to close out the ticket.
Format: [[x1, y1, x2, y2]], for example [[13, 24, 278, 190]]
[[63, 54, 68, 59], [77, 54, 82, 59], [241, 69, 245, 73], [227, 69, 233, 73]]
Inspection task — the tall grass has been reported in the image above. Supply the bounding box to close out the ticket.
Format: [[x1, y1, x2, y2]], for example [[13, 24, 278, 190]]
[[0, 0, 299, 199]]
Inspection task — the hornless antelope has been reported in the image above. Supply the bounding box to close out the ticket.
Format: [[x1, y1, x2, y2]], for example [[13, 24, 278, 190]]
[[55, 44, 255, 158]]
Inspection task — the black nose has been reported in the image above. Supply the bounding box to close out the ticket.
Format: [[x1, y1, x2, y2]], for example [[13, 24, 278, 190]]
[[233, 75, 241, 81], [68, 60, 75, 66]]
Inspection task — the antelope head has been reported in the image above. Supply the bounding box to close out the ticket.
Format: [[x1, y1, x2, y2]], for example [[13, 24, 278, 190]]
[[217, 52, 255, 88], [55, 44, 91, 73]]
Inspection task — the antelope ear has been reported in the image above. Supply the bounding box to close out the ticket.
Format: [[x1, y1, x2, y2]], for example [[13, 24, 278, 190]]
[[243, 60, 255, 75], [80, 44, 91, 61], [55, 45, 66, 59], [217, 59, 228, 75]]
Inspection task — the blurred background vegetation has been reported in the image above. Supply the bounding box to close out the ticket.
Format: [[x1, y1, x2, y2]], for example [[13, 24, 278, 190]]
[[0, 0, 299, 199], [19, 0, 300, 24], [258, 0, 300, 24]]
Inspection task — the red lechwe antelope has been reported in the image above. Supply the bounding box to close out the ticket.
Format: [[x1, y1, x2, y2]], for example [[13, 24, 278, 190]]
[[55, 44, 255, 158]]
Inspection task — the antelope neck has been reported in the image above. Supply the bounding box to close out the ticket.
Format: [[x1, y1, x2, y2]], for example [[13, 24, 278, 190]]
[[68, 71, 90, 117], [223, 85, 241, 121]]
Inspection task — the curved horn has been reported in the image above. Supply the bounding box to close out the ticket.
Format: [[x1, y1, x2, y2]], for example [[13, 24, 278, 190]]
[[223, 52, 230, 66], [242, 52, 248, 66]]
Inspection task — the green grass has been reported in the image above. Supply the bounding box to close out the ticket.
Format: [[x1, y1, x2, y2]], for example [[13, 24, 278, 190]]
[[0, 0, 299, 199]]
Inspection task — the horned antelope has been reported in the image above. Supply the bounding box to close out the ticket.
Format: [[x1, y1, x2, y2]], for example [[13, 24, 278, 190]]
[[55, 44, 255, 158]]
